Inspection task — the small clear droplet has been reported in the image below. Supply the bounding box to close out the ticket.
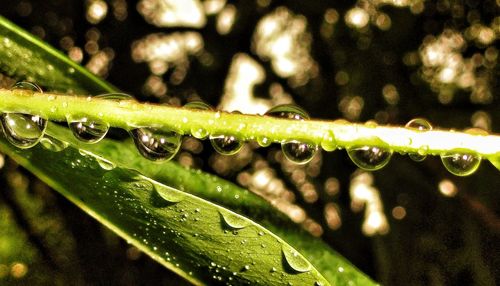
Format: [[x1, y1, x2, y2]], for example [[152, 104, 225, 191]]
[[11, 81, 43, 94], [68, 117, 109, 143], [219, 211, 249, 229], [347, 146, 392, 171], [39, 136, 69, 152], [130, 128, 181, 161], [281, 245, 311, 273], [210, 134, 243, 155], [266, 104, 318, 164], [256, 136, 271, 147], [405, 118, 432, 162], [441, 152, 481, 176], [321, 130, 337, 152], [154, 184, 185, 203], [96, 157, 116, 170], [184, 101, 212, 139], [95, 93, 134, 101]]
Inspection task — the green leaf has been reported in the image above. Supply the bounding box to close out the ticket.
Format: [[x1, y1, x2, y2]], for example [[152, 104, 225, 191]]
[[0, 15, 376, 285], [0, 15, 116, 94], [1, 133, 333, 285], [489, 158, 500, 171]]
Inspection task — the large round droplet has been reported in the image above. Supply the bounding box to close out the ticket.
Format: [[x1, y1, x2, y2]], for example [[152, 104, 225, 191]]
[[68, 117, 109, 143], [210, 110, 244, 155], [130, 128, 182, 161], [0, 82, 47, 148], [1, 113, 47, 149], [347, 146, 392, 171], [210, 134, 243, 155], [281, 141, 318, 164], [266, 104, 318, 164], [441, 152, 481, 176], [405, 118, 432, 162], [281, 244, 311, 273], [184, 101, 212, 139]]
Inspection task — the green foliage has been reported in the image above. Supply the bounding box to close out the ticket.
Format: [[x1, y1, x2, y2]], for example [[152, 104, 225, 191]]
[[0, 15, 375, 285]]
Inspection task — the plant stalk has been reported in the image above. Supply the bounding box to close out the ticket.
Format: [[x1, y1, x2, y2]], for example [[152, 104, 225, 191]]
[[1, 89, 499, 158]]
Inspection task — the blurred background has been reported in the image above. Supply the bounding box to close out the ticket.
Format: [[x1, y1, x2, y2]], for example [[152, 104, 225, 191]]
[[0, 0, 499, 285]]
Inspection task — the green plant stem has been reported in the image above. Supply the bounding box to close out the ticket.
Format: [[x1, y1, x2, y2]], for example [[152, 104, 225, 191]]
[[1, 89, 499, 158]]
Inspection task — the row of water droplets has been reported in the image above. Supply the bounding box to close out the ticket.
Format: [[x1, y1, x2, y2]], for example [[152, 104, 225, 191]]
[[0, 82, 484, 176]]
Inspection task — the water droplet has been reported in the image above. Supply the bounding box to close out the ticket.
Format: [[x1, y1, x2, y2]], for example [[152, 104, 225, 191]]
[[441, 152, 481, 176], [210, 134, 243, 155], [184, 101, 212, 139], [266, 104, 318, 164], [154, 184, 185, 203], [405, 118, 432, 162], [68, 117, 109, 143], [347, 146, 392, 171], [39, 136, 69, 152], [256, 136, 271, 147], [12, 81, 43, 94], [95, 93, 133, 101], [282, 141, 318, 165], [130, 128, 181, 161], [96, 157, 116, 170], [321, 130, 337, 152], [0, 82, 47, 148], [219, 211, 249, 229], [281, 245, 311, 273], [1, 113, 47, 149]]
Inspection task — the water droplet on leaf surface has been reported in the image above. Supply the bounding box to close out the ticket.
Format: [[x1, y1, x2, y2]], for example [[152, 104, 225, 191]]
[[0, 82, 47, 148], [96, 93, 134, 101], [68, 117, 109, 143], [210, 110, 243, 155], [12, 81, 43, 94], [281, 244, 311, 273], [219, 211, 249, 229], [39, 136, 69, 152], [96, 157, 116, 170], [441, 152, 481, 176], [347, 146, 392, 171], [266, 104, 318, 164], [130, 128, 181, 161], [1, 113, 47, 149], [154, 184, 185, 203], [405, 118, 432, 162], [210, 134, 243, 155], [321, 130, 337, 152], [184, 101, 212, 139]]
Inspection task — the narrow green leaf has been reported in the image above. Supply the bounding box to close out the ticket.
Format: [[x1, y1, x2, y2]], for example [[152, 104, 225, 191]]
[[0, 15, 376, 285], [0, 15, 116, 94], [489, 158, 500, 171], [0, 135, 334, 286], [46, 124, 376, 285]]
